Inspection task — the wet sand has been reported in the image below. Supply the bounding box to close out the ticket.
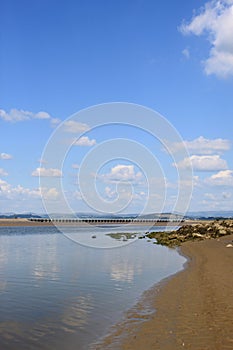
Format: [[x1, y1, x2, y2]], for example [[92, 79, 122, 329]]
[[0, 218, 54, 226], [96, 234, 233, 350]]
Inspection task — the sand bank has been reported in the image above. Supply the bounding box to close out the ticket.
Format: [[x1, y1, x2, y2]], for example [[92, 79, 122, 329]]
[[0, 218, 207, 227], [0, 218, 54, 227], [96, 234, 233, 350]]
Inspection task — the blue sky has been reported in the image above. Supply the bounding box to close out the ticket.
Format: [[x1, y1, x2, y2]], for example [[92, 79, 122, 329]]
[[1, 0, 233, 214]]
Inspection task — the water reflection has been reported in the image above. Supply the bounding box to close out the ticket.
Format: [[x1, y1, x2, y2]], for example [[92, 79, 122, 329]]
[[111, 261, 136, 283], [33, 235, 60, 281], [0, 226, 186, 350], [61, 295, 94, 331], [0, 281, 7, 292]]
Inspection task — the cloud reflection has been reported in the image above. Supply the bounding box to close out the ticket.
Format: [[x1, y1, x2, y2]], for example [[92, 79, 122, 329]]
[[33, 235, 60, 281], [110, 260, 142, 283]]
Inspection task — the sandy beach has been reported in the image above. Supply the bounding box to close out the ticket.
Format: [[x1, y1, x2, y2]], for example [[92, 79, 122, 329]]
[[96, 234, 233, 350], [0, 218, 54, 227]]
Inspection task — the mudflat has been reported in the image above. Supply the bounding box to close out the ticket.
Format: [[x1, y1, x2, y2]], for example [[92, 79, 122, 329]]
[[97, 234, 233, 350]]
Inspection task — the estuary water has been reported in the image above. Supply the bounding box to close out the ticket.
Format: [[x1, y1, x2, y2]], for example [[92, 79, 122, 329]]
[[0, 225, 186, 349]]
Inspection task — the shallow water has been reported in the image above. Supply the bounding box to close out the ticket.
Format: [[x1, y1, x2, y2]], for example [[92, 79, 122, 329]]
[[0, 226, 186, 349]]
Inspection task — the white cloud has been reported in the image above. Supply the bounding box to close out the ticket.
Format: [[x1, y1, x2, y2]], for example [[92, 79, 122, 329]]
[[0, 109, 29, 122], [0, 168, 8, 176], [0, 178, 40, 200], [180, 0, 233, 78], [63, 120, 90, 133], [50, 118, 61, 127], [178, 175, 200, 188], [0, 152, 12, 160], [34, 111, 50, 119], [99, 164, 143, 184], [104, 185, 146, 203], [175, 155, 228, 171], [0, 109, 60, 130], [182, 48, 190, 59], [74, 136, 96, 147], [0, 108, 53, 122], [204, 191, 232, 200], [200, 191, 233, 211], [38, 158, 48, 164], [168, 136, 231, 155], [32, 167, 62, 177], [0, 178, 59, 201], [206, 169, 233, 186], [105, 186, 117, 199], [72, 163, 80, 169], [40, 187, 59, 200]]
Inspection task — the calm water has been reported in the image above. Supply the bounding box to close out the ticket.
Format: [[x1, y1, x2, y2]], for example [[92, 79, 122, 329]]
[[0, 226, 186, 349]]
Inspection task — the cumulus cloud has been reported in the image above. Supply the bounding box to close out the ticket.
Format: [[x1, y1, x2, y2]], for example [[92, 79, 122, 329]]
[[0, 109, 59, 129], [63, 120, 90, 133], [99, 165, 143, 184], [206, 169, 233, 186], [0, 168, 8, 176], [104, 185, 146, 202], [105, 186, 117, 199], [180, 0, 233, 78], [32, 167, 62, 177], [0, 108, 53, 122], [0, 152, 12, 160], [74, 136, 96, 147], [0, 178, 40, 200], [34, 111, 50, 119], [0, 178, 59, 201], [168, 136, 231, 155], [175, 155, 228, 171], [40, 187, 59, 200], [0, 109, 30, 122]]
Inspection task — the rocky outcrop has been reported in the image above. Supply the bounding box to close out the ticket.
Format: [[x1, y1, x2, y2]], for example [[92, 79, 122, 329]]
[[146, 220, 233, 247]]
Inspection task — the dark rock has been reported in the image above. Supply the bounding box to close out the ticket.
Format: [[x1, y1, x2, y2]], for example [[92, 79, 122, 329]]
[[146, 220, 233, 247]]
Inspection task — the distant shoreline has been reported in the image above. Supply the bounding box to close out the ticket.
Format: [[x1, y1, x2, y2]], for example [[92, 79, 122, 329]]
[[0, 218, 210, 227]]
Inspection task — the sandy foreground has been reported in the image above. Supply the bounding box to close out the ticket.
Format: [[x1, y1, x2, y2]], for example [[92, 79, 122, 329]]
[[95, 234, 233, 350]]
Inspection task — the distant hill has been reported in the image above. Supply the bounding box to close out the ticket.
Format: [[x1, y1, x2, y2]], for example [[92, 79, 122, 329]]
[[0, 213, 42, 219], [0, 211, 233, 220], [186, 211, 233, 219]]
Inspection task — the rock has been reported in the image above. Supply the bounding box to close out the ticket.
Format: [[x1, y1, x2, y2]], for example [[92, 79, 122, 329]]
[[226, 244, 233, 248], [219, 229, 227, 235], [192, 233, 203, 238], [146, 219, 233, 247]]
